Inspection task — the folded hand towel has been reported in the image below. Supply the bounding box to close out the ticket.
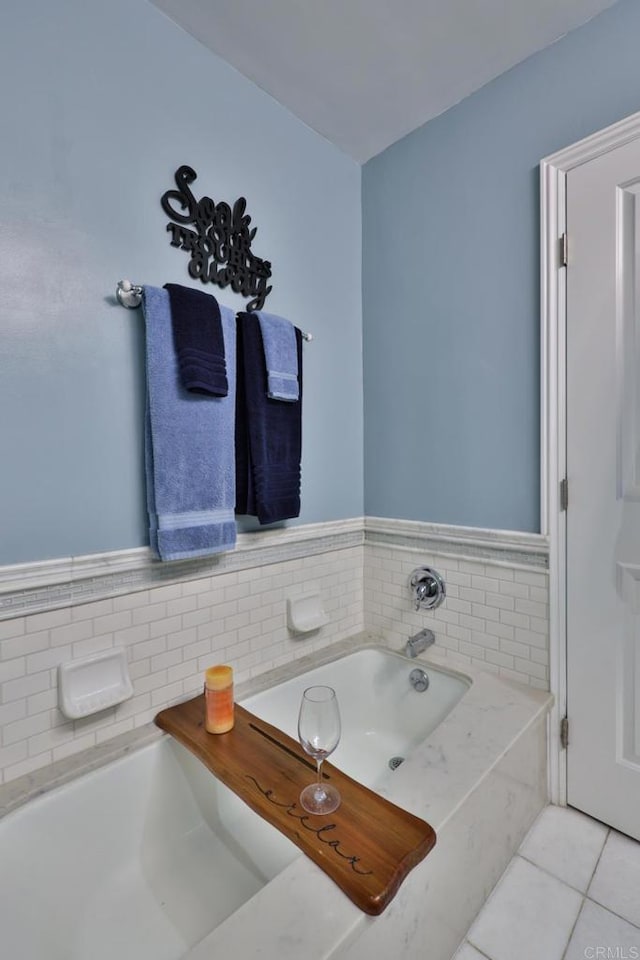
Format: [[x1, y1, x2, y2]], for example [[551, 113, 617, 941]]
[[235, 312, 302, 524], [164, 283, 228, 396], [255, 311, 299, 401], [143, 286, 237, 560]]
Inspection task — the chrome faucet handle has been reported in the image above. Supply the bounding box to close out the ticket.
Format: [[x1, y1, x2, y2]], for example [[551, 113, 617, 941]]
[[410, 567, 446, 612], [414, 582, 429, 610]]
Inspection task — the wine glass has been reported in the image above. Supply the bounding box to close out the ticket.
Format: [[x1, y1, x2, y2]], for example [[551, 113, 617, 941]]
[[297, 685, 341, 815]]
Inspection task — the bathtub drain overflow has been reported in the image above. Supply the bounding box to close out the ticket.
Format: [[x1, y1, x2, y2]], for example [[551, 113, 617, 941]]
[[388, 756, 405, 771]]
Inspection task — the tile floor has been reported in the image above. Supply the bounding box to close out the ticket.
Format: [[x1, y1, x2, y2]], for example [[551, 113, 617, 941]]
[[453, 805, 640, 960]]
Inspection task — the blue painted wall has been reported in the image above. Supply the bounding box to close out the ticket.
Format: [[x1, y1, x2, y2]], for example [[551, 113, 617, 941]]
[[5, 0, 640, 564], [362, 0, 640, 533], [0, 0, 362, 564]]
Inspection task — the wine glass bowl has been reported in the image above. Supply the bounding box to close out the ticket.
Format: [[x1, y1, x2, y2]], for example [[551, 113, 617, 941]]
[[297, 685, 341, 815]]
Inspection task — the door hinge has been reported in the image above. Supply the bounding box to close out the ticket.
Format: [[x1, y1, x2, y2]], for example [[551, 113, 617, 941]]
[[559, 232, 568, 268], [560, 716, 569, 749], [560, 477, 569, 511]]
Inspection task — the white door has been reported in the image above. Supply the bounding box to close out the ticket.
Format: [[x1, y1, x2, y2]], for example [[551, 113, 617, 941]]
[[567, 134, 640, 841]]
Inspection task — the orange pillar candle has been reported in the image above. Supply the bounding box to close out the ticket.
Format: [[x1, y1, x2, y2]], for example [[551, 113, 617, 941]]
[[204, 665, 235, 734]]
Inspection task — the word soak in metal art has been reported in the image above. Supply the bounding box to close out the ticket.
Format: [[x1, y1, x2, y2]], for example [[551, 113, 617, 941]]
[[161, 165, 272, 311]]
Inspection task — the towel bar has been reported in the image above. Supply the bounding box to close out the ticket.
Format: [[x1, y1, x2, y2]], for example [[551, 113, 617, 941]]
[[116, 280, 313, 340]]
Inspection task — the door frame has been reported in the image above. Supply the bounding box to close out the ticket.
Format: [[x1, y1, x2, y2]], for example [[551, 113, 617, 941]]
[[541, 109, 640, 805]]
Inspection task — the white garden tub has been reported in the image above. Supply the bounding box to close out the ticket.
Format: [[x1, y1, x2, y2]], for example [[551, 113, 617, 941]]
[[0, 640, 551, 960]]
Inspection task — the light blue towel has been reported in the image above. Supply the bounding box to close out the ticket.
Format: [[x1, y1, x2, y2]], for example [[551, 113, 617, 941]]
[[142, 286, 237, 561], [256, 311, 299, 401]]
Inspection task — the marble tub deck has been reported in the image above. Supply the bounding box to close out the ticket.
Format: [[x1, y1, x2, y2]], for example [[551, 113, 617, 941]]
[[191, 640, 551, 960], [0, 636, 552, 959]]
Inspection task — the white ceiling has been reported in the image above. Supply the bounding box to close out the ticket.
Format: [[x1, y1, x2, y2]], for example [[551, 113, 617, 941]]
[[151, 0, 619, 163]]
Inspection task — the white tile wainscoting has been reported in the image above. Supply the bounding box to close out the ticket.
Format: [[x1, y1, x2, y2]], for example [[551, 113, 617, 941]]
[[364, 518, 549, 690], [0, 526, 364, 786], [0, 518, 548, 787]]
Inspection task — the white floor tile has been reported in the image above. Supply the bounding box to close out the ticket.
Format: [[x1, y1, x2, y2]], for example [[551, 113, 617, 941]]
[[452, 944, 487, 960], [589, 830, 640, 927], [564, 899, 640, 960], [518, 804, 608, 892], [466, 856, 582, 960]]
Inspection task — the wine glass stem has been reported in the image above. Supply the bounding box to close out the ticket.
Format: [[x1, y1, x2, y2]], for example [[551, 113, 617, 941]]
[[316, 758, 323, 792]]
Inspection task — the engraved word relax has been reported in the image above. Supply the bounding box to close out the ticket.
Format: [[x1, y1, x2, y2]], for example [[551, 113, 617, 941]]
[[246, 775, 373, 876]]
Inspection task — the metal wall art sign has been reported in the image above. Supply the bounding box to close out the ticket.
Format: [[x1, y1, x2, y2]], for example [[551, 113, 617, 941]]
[[161, 165, 272, 311]]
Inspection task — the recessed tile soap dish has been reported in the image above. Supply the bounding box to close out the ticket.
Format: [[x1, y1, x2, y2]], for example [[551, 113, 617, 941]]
[[287, 593, 329, 635], [58, 647, 133, 719]]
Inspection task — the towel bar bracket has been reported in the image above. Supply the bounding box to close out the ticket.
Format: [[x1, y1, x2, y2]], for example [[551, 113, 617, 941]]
[[116, 279, 143, 309]]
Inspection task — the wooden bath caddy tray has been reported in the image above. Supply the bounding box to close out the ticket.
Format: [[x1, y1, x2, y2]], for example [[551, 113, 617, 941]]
[[155, 696, 436, 915]]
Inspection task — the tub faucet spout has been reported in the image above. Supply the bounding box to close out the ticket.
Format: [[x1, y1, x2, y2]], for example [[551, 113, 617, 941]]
[[406, 628, 435, 658]]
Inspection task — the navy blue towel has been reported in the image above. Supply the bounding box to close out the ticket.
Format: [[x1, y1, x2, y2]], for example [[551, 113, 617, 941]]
[[235, 312, 302, 524], [164, 284, 228, 396]]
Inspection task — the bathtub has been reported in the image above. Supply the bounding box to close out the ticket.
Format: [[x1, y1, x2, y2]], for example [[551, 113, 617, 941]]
[[244, 646, 470, 788], [0, 638, 551, 960]]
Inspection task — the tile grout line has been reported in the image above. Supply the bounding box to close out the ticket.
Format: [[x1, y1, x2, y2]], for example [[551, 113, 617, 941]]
[[465, 853, 522, 953], [583, 821, 611, 897], [584, 893, 640, 933], [465, 846, 593, 960], [517, 814, 613, 960], [575, 822, 640, 928], [463, 942, 493, 960], [466, 817, 640, 960], [465, 935, 494, 959], [516, 844, 606, 898], [559, 895, 587, 960]]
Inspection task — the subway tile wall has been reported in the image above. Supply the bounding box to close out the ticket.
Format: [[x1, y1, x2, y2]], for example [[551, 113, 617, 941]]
[[0, 529, 551, 788], [0, 546, 363, 785], [364, 544, 549, 690]]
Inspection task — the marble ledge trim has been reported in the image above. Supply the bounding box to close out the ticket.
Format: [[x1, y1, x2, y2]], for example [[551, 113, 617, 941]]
[[365, 517, 549, 570], [0, 724, 164, 819], [0, 517, 548, 623], [0, 518, 364, 622]]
